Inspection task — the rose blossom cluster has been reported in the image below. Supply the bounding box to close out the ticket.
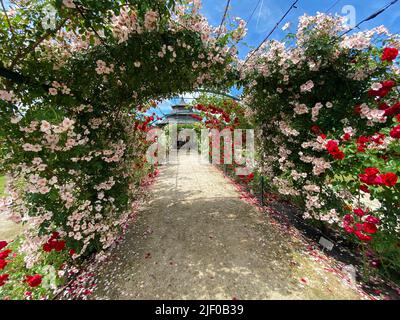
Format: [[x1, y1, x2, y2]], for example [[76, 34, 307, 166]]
[[1, 106, 153, 267], [95, 60, 114, 75], [243, 12, 400, 246], [48, 81, 72, 96], [358, 168, 398, 188], [343, 209, 380, 242], [0, 241, 43, 290], [0, 0, 241, 299], [110, 6, 141, 43], [0, 89, 15, 102]]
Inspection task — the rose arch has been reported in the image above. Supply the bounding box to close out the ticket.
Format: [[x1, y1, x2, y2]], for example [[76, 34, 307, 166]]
[[1, 0, 400, 299], [0, 0, 244, 295]]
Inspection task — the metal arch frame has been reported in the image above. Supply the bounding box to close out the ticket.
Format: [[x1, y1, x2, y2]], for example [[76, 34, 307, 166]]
[[193, 89, 241, 102]]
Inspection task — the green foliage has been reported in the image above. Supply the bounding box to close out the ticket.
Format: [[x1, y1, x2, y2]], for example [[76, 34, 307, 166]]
[[0, 176, 5, 196], [243, 16, 400, 280], [0, 0, 238, 299]]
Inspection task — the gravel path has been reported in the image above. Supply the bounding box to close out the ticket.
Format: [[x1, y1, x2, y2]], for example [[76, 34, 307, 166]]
[[0, 214, 22, 241], [92, 153, 364, 300]]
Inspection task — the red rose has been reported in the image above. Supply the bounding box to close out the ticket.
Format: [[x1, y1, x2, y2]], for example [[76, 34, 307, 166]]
[[382, 80, 396, 88], [332, 150, 345, 160], [368, 88, 390, 97], [382, 48, 399, 62], [343, 215, 355, 233], [69, 249, 76, 256], [342, 133, 351, 141], [359, 185, 370, 193], [368, 81, 395, 98], [363, 222, 378, 234], [43, 243, 52, 252], [359, 174, 368, 184], [357, 145, 366, 152], [373, 175, 384, 185], [353, 208, 365, 217], [354, 230, 372, 242], [0, 241, 7, 251], [356, 136, 369, 153], [343, 214, 354, 223], [381, 172, 398, 187], [43, 233, 66, 253], [365, 167, 380, 176], [311, 125, 321, 134], [359, 173, 379, 185], [25, 275, 42, 288], [0, 274, 9, 287], [384, 102, 400, 117], [366, 216, 380, 224], [371, 133, 385, 145], [0, 249, 12, 260], [50, 232, 60, 240], [359, 168, 387, 186], [326, 140, 345, 160], [326, 140, 338, 152], [344, 225, 354, 234], [358, 136, 370, 144], [390, 125, 400, 139], [379, 103, 390, 110], [54, 240, 66, 252], [0, 259, 7, 270], [355, 223, 363, 231]]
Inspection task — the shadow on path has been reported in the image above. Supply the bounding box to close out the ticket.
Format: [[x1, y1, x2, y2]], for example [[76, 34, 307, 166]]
[[92, 153, 363, 300]]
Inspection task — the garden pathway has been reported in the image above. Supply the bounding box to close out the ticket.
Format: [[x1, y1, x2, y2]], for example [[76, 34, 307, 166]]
[[92, 153, 364, 300]]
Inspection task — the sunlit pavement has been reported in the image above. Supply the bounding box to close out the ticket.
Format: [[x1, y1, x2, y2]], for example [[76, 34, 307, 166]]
[[92, 153, 364, 300]]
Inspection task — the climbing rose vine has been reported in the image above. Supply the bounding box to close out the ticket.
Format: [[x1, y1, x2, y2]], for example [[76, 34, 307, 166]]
[[0, 0, 242, 299], [242, 13, 400, 274], [1, 0, 399, 299]]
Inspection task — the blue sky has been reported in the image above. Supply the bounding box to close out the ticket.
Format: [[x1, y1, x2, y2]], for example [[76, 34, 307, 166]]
[[157, 0, 400, 117], [202, 0, 400, 59]]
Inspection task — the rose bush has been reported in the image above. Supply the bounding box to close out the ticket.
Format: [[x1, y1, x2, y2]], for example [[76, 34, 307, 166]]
[[0, 0, 241, 299], [191, 95, 251, 166], [2, 0, 399, 298], [241, 13, 400, 277]]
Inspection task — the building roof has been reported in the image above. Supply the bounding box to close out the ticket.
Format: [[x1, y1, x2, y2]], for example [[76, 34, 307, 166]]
[[173, 97, 187, 108], [158, 98, 201, 126]]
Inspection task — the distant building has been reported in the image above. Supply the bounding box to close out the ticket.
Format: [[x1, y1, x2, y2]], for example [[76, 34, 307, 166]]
[[158, 98, 201, 127], [158, 98, 202, 150]]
